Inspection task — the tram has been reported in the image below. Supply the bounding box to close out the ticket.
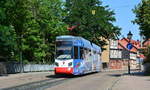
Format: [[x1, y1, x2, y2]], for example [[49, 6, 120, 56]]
[[54, 35, 102, 75]]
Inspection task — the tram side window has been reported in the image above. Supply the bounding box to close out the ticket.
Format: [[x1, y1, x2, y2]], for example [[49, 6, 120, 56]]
[[83, 48, 89, 60], [89, 49, 91, 56], [74, 46, 78, 59], [83, 48, 87, 59], [85, 48, 88, 54], [80, 47, 84, 59]]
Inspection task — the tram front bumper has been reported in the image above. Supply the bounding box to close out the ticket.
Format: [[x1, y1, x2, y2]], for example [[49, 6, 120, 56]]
[[55, 67, 73, 74]]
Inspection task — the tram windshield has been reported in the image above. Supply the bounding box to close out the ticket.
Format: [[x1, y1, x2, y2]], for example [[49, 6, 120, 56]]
[[56, 41, 73, 60]]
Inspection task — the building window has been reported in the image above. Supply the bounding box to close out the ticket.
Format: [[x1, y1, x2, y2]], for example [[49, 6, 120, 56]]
[[110, 40, 118, 49], [110, 50, 121, 59], [130, 53, 136, 60]]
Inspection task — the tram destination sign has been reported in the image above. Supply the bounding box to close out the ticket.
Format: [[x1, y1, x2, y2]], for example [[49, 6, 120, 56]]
[[57, 47, 72, 50]]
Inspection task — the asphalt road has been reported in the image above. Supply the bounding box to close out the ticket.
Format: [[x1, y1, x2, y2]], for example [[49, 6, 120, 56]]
[[46, 71, 124, 90], [0, 71, 126, 90]]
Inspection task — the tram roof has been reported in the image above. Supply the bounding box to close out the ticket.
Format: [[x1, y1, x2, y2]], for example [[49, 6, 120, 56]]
[[91, 43, 101, 53], [56, 35, 101, 53]]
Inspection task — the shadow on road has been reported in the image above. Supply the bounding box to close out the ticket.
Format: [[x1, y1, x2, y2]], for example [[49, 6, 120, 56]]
[[107, 72, 150, 78], [123, 71, 150, 76], [46, 72, 99, 79], [107, 74, 122, 77], [46, 74, 76, 78]]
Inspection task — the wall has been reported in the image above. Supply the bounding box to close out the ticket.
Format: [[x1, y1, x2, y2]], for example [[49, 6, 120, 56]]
[[101, 40, 110, 63], [109, 60, 138, 70], [101, 39, 110, 68], [0, 62, 54, 75]]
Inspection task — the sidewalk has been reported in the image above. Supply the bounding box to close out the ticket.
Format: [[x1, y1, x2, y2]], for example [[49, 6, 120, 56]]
[[112, 72, 150, 90], [0, 71, 54, 89]]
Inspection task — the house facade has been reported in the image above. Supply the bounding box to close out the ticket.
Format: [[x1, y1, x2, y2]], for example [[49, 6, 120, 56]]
[[109, 38, 141, 69]]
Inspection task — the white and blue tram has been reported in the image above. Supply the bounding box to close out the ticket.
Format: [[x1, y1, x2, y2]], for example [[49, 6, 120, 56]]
[[54, 35, 102, 75]]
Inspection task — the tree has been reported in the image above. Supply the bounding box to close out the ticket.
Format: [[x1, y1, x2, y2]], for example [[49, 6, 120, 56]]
[[0, 0, 45, 63], [64, 0, 120, 49], [0, 26, 17, 61], [0, 0, 17, 61], [30, 0, 68, 63], [133, 0, 150, 39], [1, 0, 44, 63], [0, 0, 68, 63], [133, 0, 150, 68]]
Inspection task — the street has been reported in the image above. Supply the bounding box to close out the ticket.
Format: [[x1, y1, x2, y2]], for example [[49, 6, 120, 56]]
[[1, 70, 149, 90], [0, 71, 143, 90], [47, 71, 124, 90]]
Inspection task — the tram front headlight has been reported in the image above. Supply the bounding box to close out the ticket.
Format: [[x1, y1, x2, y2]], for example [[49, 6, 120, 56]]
[[68, 62, 72, 66], [55, 62, 59, 66]]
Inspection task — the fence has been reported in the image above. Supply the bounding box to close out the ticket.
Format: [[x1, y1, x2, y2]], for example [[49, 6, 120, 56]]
[[0, 62, 55, 75]]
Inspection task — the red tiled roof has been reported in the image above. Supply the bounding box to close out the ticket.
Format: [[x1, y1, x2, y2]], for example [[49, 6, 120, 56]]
[[118, 38, 141, 53], [143, 39, 150, 46], [137, 54, 145, 59]]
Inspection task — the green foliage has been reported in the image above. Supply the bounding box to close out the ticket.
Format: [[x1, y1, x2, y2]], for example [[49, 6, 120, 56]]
[[0, 0, 68, 63], [64, 0, 120, 48], [2, 0, 45, 63], [133, 0, 150, 39], [29, 0, 68, 63], [0, 0, 120, 63], [0, 25, 17, 61], [0, 0, 17, 61]]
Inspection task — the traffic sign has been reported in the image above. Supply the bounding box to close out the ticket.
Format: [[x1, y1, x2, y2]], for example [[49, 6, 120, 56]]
[[126, 43, 133, 50]]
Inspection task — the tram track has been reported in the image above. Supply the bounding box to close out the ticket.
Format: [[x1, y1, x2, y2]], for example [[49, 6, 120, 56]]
[[1, 75, 72, 90]]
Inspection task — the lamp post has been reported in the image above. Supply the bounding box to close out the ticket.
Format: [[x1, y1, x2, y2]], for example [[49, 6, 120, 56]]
[[127, 31, 133, 74]]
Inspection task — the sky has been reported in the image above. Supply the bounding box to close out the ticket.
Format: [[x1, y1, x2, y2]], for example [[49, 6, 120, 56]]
[[101, 0, 141, 40]]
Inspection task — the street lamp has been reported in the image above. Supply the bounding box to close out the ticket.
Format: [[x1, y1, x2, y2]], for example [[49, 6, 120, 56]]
[[127, 31, 133, 40], [127, 31, 133, 74], [92, 10, 96, 15]]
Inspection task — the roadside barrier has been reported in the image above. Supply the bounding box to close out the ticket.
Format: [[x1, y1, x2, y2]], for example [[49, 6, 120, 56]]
[[0, 62, 55, 75]]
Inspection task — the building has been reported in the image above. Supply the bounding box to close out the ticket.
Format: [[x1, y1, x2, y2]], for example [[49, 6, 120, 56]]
[[140, 38, 150, 62], [143, 39, 150, 47], [101, 39, 110, 69], [109, 39, 122, 69], [109, 38, 141, 70]]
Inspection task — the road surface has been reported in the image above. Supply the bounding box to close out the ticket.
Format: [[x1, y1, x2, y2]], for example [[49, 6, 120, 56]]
[[0, 71, 124, 90], [46, 71, 124, 90]]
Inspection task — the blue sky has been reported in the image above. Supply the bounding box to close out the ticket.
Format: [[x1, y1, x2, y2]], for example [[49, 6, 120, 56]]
[[101, 0, 141, 40]]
